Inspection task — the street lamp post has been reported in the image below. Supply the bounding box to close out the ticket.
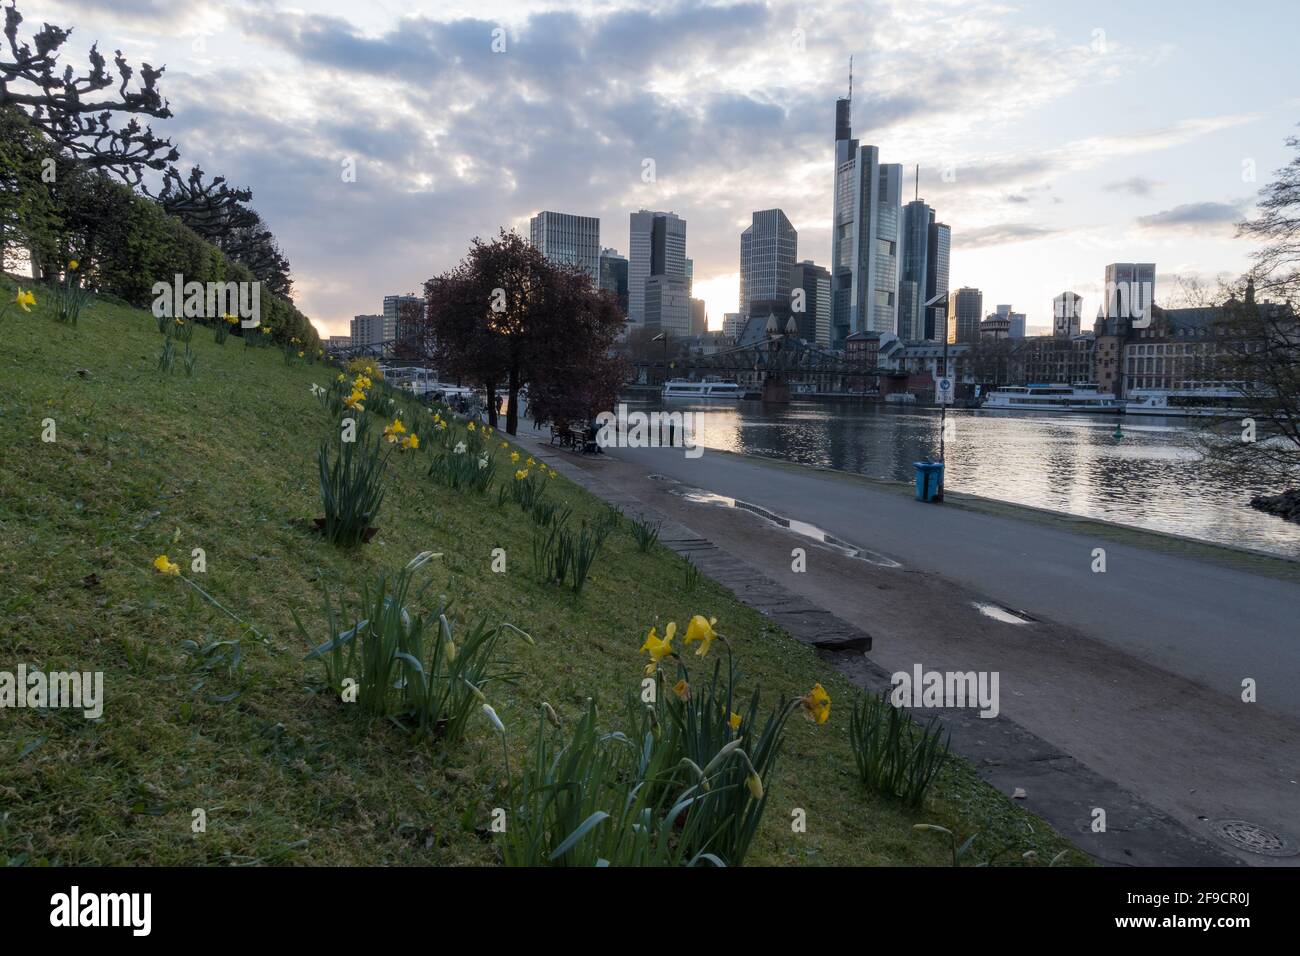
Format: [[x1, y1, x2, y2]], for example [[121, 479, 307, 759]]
[[651, 331, 669, 385]]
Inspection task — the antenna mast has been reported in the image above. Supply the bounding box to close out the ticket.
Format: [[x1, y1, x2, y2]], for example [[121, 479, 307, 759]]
[[848, 55, 853, 102]]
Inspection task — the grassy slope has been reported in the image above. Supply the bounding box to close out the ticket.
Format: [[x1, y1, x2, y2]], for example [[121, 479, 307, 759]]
[[0, 278, 1085, 866]]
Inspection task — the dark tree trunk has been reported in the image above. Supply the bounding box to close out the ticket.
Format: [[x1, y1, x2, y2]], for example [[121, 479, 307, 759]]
[[506, 364, 520, 435], [484, 378, 498, 428]]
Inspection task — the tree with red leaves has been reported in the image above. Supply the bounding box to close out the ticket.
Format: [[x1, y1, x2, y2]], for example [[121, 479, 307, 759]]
[[424, 229, 627, 435]]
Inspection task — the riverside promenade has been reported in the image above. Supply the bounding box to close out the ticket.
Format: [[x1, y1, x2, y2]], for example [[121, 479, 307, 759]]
[[510, 420, 1300, 866]]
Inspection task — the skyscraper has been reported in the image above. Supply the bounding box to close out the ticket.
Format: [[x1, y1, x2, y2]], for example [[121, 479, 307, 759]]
[[628, 210, 686, 328], [382, 294, 422, 328], [1103, 263, 1156, 323], [899, 199, 934, 341], [740, 208, 798, 319], [925, 220, 950, 341], [690, 298, 707, 335], [529, 211, 600, 284], [599, 248, 628, 316], [830, 90, 903, 344], [947, 287, 983, 344], [1054, 291, 1083, 337], [789, 260, 831, 346]]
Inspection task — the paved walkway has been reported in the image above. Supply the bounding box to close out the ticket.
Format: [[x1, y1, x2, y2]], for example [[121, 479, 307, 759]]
[[506, 421, 1300, 865]]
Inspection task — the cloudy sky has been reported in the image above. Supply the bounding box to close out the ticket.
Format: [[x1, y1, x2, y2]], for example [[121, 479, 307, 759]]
[[36, 0, 1300, 335]]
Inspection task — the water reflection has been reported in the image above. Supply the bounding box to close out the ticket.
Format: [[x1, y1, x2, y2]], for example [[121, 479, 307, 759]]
[[640, 398, 1300, 560]]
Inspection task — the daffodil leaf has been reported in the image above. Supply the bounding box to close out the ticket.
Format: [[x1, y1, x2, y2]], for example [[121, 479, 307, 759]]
[[549, 811, 609, 861]]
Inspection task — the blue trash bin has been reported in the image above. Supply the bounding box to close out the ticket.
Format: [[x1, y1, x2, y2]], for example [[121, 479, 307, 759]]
[[913, 461, 944, 502]]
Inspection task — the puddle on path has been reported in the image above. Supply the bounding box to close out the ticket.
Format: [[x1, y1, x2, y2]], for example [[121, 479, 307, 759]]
[[656, 479, 903, 569], [972, 602, 1036, 625]]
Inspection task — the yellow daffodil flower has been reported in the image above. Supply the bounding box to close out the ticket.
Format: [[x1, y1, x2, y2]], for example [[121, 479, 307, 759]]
[[436, 420, 447, 430], [402, 433, 420, 450], [639, 622, 676, 668], [261, 326, 271, 334], [500, 441, 508, 449], [14, 288, 36, 312], [729, 711, 742, 731], [526, 457, 535, 467], [683, 615, 718, 657], [673, 678, 690, 701], [153, 554, 180, 576], [514, 469, 529, 481], [467, 421, 476, 432], [344, 390, 366, 411], [383, 419, 407, 442], [297, 350, 304, 358], [68, 259, 79, 270], [799, 683, 831, 725], [510, 451, 520, 463]]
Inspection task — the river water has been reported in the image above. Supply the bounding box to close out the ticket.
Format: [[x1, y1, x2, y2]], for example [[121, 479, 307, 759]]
[[627, 398, 1300, 560]]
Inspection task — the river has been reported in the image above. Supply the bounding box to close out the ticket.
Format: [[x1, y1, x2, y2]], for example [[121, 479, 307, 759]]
[[624, 398, 1300, 560]]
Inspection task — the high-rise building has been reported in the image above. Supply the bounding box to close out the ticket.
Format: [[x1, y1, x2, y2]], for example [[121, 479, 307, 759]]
[[899, 199, 933, 341], [690, 297, 707, 335], [925, 221, 951, 341], [722, 312, 745, 338], [1103, 263, 1156, 322], [351, 314, 391, 350], [628, 210, 686, 328], [789, 260, 831, 346], [379, 293, 418, 327], [644, 275, 691, 336], [1054, 291, 1083, 338], [947, 287, 983, 344], [529, 211, 600, 284], [830, 92, 903, 344], [394, 298, 426, 359], [599, 248, 629, 316], [684, 258, 694, 297], [993, 304, 1026, 339], [739, 209, 798, 319]]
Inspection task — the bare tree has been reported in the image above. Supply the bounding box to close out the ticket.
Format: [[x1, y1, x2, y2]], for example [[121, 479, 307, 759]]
[[1194, 132, 1300, 515], [0, 0, 177, 187]]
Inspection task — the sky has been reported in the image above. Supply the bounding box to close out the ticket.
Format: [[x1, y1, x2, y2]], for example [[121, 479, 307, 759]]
[[32, 0, 1300, 337]]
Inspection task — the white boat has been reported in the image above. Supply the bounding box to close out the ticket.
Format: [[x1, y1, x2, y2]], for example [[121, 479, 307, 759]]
[[981, 383, 1123, 414], [662, 379, 744, 399], [1125, 382, 1254, 417]]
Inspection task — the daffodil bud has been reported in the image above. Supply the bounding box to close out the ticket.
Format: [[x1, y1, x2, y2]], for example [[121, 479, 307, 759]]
[[542, 702, 561, 728], [702, 737, 744, 775], [746, 772, 764, 800], [481, 703, 505, 734]]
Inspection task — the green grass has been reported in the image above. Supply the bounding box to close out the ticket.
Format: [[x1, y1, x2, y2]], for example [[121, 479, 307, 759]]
[[0, 275, 1086, 866]]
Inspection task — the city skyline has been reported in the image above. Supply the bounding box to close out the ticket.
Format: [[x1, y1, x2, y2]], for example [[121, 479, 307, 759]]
[[41, 0, 1300, 337]]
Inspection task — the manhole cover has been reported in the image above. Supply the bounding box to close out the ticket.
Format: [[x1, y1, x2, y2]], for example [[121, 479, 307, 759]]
[[1210, 819, 1297, 857]]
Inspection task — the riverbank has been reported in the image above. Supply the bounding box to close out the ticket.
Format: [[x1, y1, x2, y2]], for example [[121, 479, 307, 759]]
[[614, 397, 1300, 561], [0, 280, 1082, 866], [508, 428, 1300, 865]]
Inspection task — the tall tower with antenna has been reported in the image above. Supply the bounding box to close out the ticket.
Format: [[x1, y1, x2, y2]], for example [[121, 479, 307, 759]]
[[831, 56, 904, 343]]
